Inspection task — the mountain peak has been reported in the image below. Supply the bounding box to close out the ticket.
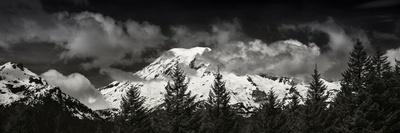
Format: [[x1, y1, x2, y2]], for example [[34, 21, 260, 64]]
[[169, 47, 211, 58], [0, 62, 47, 105], [0, 62, 100, 120], [0, 62, 37, 77], [134, 47, 212, 80], [100, 46, 341, 111], [166, 47, 211, 66]]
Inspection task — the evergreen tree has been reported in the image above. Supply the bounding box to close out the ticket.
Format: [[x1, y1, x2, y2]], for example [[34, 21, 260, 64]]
[[284, 82, 304, 133], [163, 64, 199, 133], [331, 40, 369, 133], [119, 86, 152, 133], [202, 69, 235, 133], [351, 48, 399, 133], [285, 82, 303, 111], [303, 66, 330, 133], [252, 89, 287, 133], [381, 60, 400, 132], [366, 47, 392, 81], [340, 40, 369, 100]]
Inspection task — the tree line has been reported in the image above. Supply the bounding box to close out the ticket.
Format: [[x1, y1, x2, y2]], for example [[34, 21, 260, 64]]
[[117, 41, 400, 133]]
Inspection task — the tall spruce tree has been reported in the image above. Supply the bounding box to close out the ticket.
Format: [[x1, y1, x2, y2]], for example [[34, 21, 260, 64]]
[[164, 64, 199, 133], [119, 86, 152, 133], [340, 40, 368, 100], [253, 89, 287, 133], [202, 69, 235, 133], [303, 66, 330, 133], [331, 40, 369, 133]]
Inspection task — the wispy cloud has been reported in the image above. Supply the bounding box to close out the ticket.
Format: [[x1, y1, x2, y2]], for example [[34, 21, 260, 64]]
[[59, 12, 167, 69], [41, 69, 109, 110]]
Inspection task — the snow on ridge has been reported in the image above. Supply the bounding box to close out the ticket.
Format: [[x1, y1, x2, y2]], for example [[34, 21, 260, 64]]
[[168, 47, 211, 64], [0, 62, 98, 120], [101, 45, 341, 111], [0, 62, 48, 105], [102, 72, 341, 110], [99, 80, 143, 109], [134, 47, 211, 80], [0, 62, 38, 80]]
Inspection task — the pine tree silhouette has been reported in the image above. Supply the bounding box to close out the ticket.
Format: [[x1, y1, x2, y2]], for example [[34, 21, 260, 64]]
[[303, 66, 330, 133], [202, 69, 236, 133], [331, 40, 369, 133], [119, 86, 152, 133], [164, 64, 199, 133], [253, 89, 287, 133]]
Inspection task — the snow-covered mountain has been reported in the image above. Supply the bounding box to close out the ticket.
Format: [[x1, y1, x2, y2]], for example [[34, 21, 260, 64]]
[[0, 62, 99, 119], [100, 45, 341, 110]]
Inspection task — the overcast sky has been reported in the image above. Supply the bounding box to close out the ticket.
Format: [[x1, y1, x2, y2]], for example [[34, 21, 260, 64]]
[[1, 0, 400, 87]]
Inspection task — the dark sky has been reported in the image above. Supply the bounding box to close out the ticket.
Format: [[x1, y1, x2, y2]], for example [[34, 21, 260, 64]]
[[1, 0, 400, 87]]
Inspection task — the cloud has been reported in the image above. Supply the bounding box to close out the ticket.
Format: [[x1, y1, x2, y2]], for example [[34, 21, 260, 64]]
[[281, 18, 371, 52], [0, 1, 167, 70], [204, 39, 321, 79], [41, 69, 109, 110], [0, 0, 70, 48], [277, 18, 372, 79], [99, 67, 145, 81], [59, 12, 167, 69]]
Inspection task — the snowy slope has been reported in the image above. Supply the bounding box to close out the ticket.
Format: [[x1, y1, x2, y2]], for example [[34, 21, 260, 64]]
[[0, 62, 98, 119], [100, 46, 341, 110], [134, 47, 212, 80]]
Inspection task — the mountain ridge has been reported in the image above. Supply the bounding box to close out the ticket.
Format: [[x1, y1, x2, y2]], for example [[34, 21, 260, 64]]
[[0, 62, 100, 120], [100, 45, 341, 111]]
